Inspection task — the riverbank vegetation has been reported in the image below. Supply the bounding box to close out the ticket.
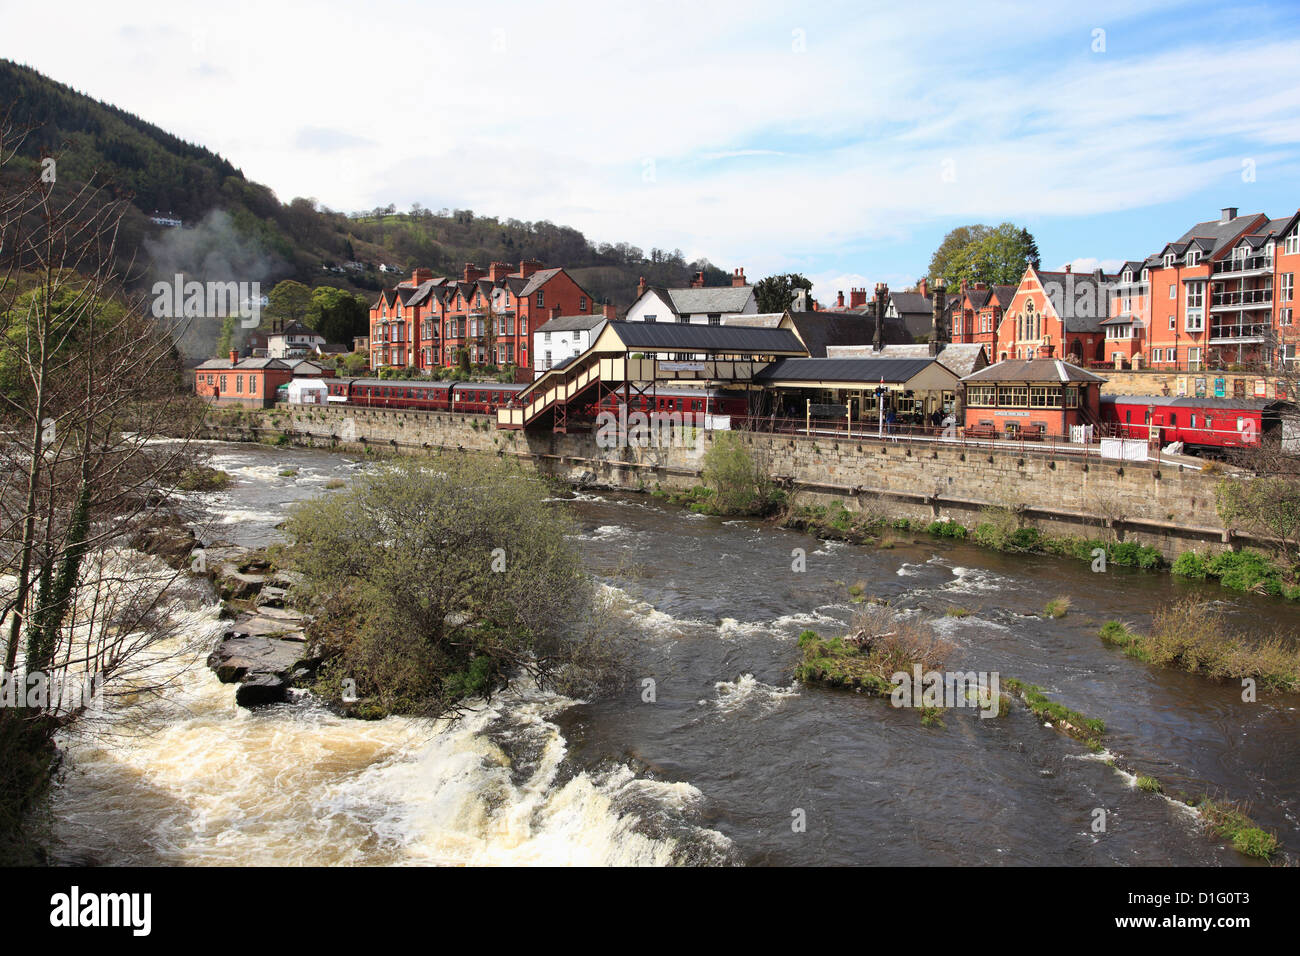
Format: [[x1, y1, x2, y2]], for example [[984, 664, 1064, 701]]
[[1, 119, 205, 859], [284, 455, 622, 720], [1099, 601, 1300, 693]]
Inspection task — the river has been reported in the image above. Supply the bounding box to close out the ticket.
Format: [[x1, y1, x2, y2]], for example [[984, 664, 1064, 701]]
[[46, 441, 1300, 866]]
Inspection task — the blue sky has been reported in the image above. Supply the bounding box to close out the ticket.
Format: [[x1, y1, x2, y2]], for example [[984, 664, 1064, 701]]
[[2, 0, 1298, 302]]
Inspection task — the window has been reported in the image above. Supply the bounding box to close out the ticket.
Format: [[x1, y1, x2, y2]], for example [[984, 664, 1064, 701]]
[[966, 385, 996, 406], [1282, 273, 1294, 303], [1187, 250, 1201, 267], [1163, 253, 1175, 268], [250, 376, 257, 394], [1185, 281, 1205, 331], [579, 296, 587, 311], [644, 314, 657, 323], [236, 375, 244, 393], [708, 314, 721, 326], [1029, 386, 1062, 408], [1286, 234, 1300, 256], [1064, 387, 1080, 408], [1187, 347, 1202, 370], [997, 385, 1028, 407], [1168, 314, 1176, 330], [543, 331, 551, 343], [544, 351, 552, 369], [1169, 284, 1176, 299], [1151, 348, 1162, 363], [1282, 308, 1294, 327], [536, 291, 545, 307]]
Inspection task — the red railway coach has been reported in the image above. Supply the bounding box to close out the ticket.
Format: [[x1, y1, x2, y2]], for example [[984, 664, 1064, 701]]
[[1100, 394, 1295, 454], [323, 378, 528, 414], [594, 386, 749, 419]]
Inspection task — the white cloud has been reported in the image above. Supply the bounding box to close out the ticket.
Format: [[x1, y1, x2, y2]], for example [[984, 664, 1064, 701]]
[[1, 0, 1297, 277]]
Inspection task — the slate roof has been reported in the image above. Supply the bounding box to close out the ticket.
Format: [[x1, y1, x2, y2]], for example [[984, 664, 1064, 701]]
[[606, 321, 805, 353], [961, 358, 1105, 384], [537, 314, 607, 333], [1032, 270, 1113, 333], [195, 357, 291, 371], [657, 286, 755, 315], [826, 343, 988, 377], [755, 357, 952, 384]]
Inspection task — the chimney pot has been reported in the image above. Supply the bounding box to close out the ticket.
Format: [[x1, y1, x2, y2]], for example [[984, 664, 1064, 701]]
[[918, 278, 928, 298], [229, 349, 239, 365], [1221, 206, 1238, 223]]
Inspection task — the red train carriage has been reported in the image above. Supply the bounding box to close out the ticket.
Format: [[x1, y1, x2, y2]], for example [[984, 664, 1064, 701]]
[[593, 386, 749, 419], [1100, 395, 1294, 453], [323, 378, 527, 413]]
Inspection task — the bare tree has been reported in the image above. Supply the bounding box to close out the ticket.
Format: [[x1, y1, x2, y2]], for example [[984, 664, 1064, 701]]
[[0, 117, 208, 845]]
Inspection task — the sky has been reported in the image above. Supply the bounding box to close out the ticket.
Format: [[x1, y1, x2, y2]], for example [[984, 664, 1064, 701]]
[[3, 0, 1299, 304]]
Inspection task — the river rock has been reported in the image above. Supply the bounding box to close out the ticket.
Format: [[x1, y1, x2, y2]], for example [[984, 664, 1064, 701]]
[[129, 516, 198, 570], [208, 635, 303, 684], [217, 567, 266, 600], [235, 673, 290, 707], [257, 585, 289, 608]]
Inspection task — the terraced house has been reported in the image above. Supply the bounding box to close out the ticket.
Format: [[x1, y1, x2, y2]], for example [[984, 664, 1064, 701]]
[[370, 261, 600, 382]]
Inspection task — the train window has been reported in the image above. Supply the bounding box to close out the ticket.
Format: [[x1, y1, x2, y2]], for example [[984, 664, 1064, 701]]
[[1191, 415, 1197, 428], [1205, 416, 1212, 430], [1125, 411, 1131, 424], [1237, 417, 1246, 432], [1169, 413, 1176, 427]]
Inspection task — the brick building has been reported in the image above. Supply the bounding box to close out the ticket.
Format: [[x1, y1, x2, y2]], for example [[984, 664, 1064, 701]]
[[194, 352, 294, 407], [370, 262, 600, 382], [960, 357, 1105, 439], [993, 265, 1114, 365]]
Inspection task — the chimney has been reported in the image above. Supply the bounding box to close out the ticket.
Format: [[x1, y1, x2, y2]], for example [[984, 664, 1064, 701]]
[[636, 276, 647, 299], [463, 262, 485, 283], [836, 290, 845, 308], [849, 287, 867, 309], [1064, 264, 1072, 274], [1039, 343, 1055, 358], [960, 279, 968, 293], [229, 349, 238, 365], [872, 282, 889, 351], [488, 261, 513, 282], [1221, 207, 1238, 223], [412, 267, 434, 285], [603, 302, 617, 320], [518, 259, 542, 279], [929, 278, 947, 357], [691, 271, 706, 289], [550, 305, 561, 321], [731, 267, 747, 288], [974, 282, 986, 290], [918, 278, 928, 299]]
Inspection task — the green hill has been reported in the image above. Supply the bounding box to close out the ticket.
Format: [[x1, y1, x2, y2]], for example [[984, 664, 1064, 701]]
[[0, 59, 731, 309]]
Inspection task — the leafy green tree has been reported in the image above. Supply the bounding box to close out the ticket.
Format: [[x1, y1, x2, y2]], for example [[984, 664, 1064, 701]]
[[308, 286, 368, 343], [283, 456, 610, 718], [928, 223, 1040, 287], [266, 279, 312, 328], [754, 273, 813, 313]]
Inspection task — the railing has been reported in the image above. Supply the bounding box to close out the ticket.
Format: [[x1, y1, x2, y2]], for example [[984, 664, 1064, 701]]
[[1212, 255, 1272, 276], [1210, 288, 1273, 308], [1209, 321, 1270, 341], [732, 414, 1118, 461]]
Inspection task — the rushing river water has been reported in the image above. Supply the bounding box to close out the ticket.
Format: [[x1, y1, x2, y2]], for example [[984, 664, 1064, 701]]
[[47, 441, 1300, 866]]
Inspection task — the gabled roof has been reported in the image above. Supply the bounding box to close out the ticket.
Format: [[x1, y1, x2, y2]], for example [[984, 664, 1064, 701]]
[[536, 314, 607, 333], [888, 291, 933, 316], [519, 267, 564, 297], [603, 321, 804, 354], [787, 310, 907, 356], [663, 286, 755, 315], [961, 358, 1104, 384], [1029, 269, 1113, 333], [270, 321, 321, 339]]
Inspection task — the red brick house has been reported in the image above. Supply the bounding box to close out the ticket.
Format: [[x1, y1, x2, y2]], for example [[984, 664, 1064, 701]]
[[194, 352, 293, 407], [960, 357, 1105, 439], [370, 262, 599, 382]]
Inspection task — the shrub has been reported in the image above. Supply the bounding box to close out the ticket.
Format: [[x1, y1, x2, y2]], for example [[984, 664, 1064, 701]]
[[701, 431, 773, 515], [1136, 775, 1162, 794], [926, 519, 968, 539], [1171, 551, 1208, 579]]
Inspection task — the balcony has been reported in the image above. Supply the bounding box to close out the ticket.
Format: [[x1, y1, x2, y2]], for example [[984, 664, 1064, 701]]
[[1210, 287, 1273, 310], [1211, 254, 1272, 277], [1209, 319, 1270, 343]]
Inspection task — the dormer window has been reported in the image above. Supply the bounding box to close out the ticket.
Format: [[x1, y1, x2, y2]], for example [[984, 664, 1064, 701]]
[[1122, 270, 1132, 283], [1287, 233, 1300, 256], [1163, 253, 1175, 268], [1186, 251, 1200, 267], [1141, 268, 1149, 282]]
